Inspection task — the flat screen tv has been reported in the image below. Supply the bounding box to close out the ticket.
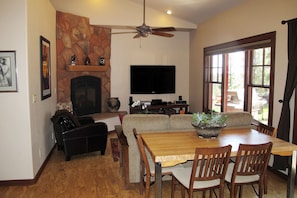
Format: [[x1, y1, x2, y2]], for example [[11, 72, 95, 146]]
[[130, 65, 176, 94]]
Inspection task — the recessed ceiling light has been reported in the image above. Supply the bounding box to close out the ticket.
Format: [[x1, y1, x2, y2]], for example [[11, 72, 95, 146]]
[[166, 10, 172, 15]]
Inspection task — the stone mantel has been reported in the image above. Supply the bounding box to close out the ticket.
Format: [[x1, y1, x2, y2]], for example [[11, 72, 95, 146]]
[[66, 65, 108, 72]]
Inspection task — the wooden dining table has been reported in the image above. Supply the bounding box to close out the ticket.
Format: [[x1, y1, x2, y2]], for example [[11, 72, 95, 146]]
[[141, 128, 297, 198]]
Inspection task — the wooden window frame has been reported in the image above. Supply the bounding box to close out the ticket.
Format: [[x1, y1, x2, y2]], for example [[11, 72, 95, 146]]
[[203, 32, 276, 125]]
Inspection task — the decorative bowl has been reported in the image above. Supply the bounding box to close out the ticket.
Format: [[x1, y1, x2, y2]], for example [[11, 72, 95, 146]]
[[192, 112, 227, 138], [192, 123, 226, 138]]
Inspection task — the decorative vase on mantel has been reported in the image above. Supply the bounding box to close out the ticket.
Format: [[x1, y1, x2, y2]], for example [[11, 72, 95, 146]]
[[84, 56, 90, 65], [107, 97, 121, 112]]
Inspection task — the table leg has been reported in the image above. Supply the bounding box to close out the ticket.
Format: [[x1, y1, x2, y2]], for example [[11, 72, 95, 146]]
[[155, 162, 162, 198], [288, 150, 297, 198]]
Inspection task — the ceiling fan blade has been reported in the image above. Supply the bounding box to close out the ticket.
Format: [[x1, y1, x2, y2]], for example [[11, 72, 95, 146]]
[[133, 33, 141, 39], [127, 26, 137, 30], [112, 31, 137, 34], [151, 31, 174, 37], [152, 27, 176, 32]]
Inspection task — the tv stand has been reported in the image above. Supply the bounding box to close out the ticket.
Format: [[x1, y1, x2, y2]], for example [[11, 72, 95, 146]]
[[130, 104, 189, 115]]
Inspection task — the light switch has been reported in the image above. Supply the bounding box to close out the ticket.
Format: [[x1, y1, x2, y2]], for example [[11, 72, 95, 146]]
[[32, 94, 37, 103]]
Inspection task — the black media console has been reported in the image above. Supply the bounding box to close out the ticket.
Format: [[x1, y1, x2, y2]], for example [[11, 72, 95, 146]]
[[129, 103, 189, 115]]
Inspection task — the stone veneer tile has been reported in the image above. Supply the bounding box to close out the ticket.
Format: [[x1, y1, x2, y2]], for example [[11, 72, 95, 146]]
[[56, 11, 111, 113]]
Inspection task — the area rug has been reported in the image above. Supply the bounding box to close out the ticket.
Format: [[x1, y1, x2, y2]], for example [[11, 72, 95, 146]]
[[110, 138, 120, 162]]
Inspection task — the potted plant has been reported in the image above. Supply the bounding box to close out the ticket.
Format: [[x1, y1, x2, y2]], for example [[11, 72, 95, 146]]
[[192, 111, 227, 138]]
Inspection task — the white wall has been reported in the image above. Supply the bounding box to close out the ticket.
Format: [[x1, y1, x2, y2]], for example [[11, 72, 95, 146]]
[[0, 0, 32, 180], [0, 0, 56, 181], [27, 0, 57, 176], [189, 0, 297, 130], [111, 31, 190, 112]]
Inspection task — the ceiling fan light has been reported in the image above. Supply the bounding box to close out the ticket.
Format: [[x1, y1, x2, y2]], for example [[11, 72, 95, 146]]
[[141, 31, 150, 37]]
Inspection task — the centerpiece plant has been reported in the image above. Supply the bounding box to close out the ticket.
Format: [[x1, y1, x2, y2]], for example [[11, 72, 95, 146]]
[[192, 111, 227, 128], [192, 111, 227, 138]]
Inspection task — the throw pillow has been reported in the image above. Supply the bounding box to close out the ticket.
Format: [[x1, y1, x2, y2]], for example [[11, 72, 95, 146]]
[[58, 116, 76, 131]]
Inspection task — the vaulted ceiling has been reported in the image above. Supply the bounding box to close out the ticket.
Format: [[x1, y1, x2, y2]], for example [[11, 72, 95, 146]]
[[50, 0, 246, 30], [128, 0, 246, 24]]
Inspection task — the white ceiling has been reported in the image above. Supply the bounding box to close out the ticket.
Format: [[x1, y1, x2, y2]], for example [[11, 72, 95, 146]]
[[50, 0, 246, 29], [128, 0, 246, 24]]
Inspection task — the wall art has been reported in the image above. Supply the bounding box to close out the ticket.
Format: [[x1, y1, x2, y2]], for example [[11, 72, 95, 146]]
[[0, 51, 17, 92], [40, 36, 51, 100]]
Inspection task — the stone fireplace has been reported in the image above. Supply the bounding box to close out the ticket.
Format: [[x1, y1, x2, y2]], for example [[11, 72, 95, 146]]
[[56, 11, 111, 113]]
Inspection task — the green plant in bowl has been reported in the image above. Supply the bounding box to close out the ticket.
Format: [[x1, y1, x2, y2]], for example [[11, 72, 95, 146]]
[[192, 112, 227, 138]]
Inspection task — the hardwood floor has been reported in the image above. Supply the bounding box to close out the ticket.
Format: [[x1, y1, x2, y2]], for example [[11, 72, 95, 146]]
[[0, 132, 296, 197]]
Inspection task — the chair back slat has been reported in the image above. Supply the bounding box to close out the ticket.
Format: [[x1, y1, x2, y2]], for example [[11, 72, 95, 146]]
[[190, 145, 232, 184], [172, 145, 232, 197], [233, 142, 272, 178], [256, 122, 277, 137]]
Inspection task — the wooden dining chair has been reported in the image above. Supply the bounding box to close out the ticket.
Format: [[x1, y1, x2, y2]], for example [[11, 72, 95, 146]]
[[252, 120, 277, 194], [224, 142, 273, 198], [171, 145, 232, 198], [133, 128, 179, 198], [256, 122, 277, 137], [257, 122, 277, 194]]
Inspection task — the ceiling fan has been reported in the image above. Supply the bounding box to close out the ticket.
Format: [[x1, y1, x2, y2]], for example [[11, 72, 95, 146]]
[[113, 0, 176, 38]]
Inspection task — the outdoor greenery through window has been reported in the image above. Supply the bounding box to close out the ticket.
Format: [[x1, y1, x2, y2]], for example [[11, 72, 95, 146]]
[[203, 32, 276, 125]]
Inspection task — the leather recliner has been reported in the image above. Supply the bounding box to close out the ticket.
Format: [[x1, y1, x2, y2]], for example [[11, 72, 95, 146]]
[[51, 110, 108, 161]]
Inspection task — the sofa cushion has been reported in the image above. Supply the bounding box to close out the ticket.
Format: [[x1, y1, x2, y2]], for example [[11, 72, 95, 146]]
[[169, 114, 194, 130], [122, 114, 170, 183], [58, 117, 77, 131], [222, 112, 253, 128], [122, 114, 169, 134]]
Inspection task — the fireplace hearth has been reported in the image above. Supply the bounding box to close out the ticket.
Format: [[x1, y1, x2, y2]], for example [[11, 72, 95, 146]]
[[71, 76, 101, 116]]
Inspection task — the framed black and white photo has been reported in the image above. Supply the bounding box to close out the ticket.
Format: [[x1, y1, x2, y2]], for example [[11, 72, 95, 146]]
[[40, 36, 51, 100], [0, 51, 17, 92]]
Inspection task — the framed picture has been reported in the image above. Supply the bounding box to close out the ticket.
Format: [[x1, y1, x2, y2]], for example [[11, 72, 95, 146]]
[[0, 51, 17, 92], [40, 36, 51, 100]]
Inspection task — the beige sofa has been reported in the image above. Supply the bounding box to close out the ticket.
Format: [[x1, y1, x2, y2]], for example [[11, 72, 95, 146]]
[[122, 112, 253, 183]]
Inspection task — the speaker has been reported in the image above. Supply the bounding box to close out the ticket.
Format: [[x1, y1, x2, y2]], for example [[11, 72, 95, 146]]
[[178, 96, 182, 101], [129, 96, 133, 105], [176, 100, 187, 104], [151, 99, 162, 105]]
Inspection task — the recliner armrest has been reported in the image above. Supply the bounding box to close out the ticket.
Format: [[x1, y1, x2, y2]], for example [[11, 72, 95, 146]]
[[77, 116, 95, 125], [62, 122, 108, 139], [61, 122, 108, 160]]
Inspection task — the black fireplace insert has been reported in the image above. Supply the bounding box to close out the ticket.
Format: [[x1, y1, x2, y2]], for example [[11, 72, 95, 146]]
[[71, 76, 101, 116]]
